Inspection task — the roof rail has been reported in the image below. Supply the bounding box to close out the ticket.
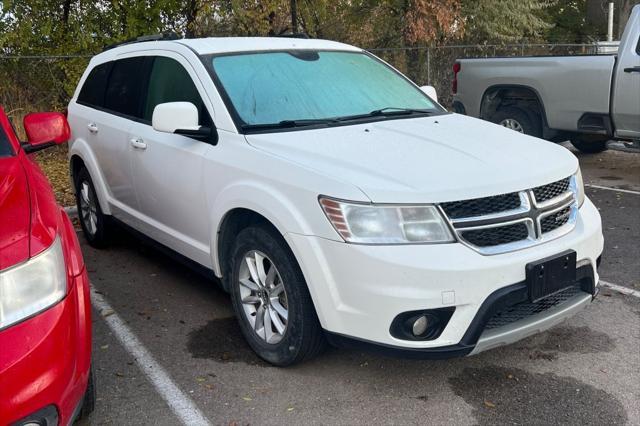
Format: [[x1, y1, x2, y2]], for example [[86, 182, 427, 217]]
[[103, 32, 181, 52], [272, 33, 310, 39]]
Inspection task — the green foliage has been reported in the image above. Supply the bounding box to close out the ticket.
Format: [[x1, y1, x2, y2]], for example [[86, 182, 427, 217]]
[[462, 0, 556, 43]]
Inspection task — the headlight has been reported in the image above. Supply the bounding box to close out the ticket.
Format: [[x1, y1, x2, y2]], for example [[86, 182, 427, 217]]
[[320, 197, 455, 244], [573, 167, 585, 207], [0, 237, 67, 330]]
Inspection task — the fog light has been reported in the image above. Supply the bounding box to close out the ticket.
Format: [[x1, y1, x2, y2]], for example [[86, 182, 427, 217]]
[[412, 316, 429, 336]]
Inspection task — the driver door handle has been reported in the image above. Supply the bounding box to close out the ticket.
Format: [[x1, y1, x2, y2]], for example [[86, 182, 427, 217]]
[[130, 137, 147, 150], [623, 66, 640, 73], [87, 123, 98, 134]]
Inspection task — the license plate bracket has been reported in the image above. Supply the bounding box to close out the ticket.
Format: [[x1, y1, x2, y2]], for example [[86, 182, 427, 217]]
[[526, 250, 577, 302]]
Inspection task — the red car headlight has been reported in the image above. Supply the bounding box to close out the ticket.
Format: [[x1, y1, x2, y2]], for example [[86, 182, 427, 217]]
[[0, 236, 67, 330]]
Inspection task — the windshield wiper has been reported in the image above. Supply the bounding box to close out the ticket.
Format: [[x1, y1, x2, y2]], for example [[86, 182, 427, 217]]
[[334, 107, 436, 122], [241, 118, 338, 132]]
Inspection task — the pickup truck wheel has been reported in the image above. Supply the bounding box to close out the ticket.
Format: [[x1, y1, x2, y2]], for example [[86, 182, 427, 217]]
[[490, 107, 542, 138], [570, 135, 608, 153], [229, 225, 326, 366], [74, 167, 110, 248]]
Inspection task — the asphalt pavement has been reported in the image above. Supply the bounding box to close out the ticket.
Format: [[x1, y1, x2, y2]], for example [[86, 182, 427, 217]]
[[78, 143, 640, 425]]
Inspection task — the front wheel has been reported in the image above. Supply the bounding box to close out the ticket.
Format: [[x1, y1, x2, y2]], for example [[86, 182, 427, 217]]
[[570, 135, 608, 153], [229, 225, 325, 366]]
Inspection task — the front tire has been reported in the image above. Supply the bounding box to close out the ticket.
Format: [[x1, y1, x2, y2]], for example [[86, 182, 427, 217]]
[[490, 106, 542, 138], [570, 135, 608, 153], [229, 225, 325, 366], [74, 167, 110, 248]]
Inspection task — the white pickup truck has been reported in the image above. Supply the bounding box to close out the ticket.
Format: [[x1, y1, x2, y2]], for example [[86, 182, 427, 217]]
[[452, 4, 640, 153]]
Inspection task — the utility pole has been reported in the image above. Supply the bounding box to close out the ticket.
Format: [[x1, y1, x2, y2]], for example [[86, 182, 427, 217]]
[[291, 0, 298, 34], [607, 2, 614, 41]]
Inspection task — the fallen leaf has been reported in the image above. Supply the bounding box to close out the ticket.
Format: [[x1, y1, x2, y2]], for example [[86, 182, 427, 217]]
[[242, 396, 252, 401], [484, 400, 496, 408], [100, 344, 109, 350], [101, 309, 114, 317], [287, 407, 295, 412], [196, 377, 206, 382]]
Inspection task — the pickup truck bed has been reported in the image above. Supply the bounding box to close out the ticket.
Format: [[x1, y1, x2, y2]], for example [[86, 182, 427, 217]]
[[452, 5, 640, 153]]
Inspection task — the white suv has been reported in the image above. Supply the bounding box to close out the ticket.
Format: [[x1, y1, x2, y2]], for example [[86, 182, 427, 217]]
[[68, 35, 604, 366]]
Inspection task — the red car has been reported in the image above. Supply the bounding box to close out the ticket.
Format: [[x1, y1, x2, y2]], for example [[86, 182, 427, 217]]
[[0, 107, 94, 425]]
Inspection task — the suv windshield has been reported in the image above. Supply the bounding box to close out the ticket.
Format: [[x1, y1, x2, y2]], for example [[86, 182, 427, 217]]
[[208, 50, 444, 132]]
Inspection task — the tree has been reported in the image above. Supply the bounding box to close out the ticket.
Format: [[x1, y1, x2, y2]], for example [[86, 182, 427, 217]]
[[461, 0, 556, 43]]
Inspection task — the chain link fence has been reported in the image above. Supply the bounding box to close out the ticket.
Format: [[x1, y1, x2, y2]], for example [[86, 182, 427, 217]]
[[371, 42, 608, 108], [0, 42, 610, 127]]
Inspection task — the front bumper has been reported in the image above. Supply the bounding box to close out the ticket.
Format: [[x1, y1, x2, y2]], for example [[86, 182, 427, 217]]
[[0, 268, 92, 426], [285, 197, 603, 356]]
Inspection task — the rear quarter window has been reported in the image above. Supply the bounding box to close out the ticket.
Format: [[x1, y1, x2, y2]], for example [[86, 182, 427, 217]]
[[77, 62, 113, 108], [103, 57, 151, 118]]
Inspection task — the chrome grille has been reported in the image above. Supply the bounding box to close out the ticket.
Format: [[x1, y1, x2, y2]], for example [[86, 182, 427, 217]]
[[485, 285, 584, 329], [440, 193, 521, 219], [532, 177, 571, 204], [540, 205, 572, 233], [440, 176, 577, 255], [460, 223, 529, 247]]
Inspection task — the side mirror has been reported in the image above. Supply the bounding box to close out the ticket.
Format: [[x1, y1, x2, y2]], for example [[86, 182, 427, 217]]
[[152, 102, 217, 144], [22, 112, 70, 153], [420, 85, 438, 103]]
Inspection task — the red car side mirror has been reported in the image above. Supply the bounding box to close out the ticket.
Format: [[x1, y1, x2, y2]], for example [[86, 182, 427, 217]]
[[23, 112, 70, 153]]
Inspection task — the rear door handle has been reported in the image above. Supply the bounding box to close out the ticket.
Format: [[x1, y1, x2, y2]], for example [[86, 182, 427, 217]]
[[87, 123, 98, 134], [130, 137, 147, 150], [623, 66, 640, 73]]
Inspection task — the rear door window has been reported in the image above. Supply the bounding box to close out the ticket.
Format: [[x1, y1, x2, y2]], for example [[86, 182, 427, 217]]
[[143, 56, 211, 126], [77, 62, 113, 108], [104, 57, 151, 118]]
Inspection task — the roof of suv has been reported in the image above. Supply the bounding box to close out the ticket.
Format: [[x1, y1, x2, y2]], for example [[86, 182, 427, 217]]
[[99, 36, 361, 58]]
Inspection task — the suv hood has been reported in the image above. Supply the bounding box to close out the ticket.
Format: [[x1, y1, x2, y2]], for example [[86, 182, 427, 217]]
[[245, 113, 578, 203], [0, 156, 30, 270]]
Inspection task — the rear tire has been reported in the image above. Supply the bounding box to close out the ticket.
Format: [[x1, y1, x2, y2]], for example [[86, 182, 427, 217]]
[[490, 106, 542, 138], [570, 135, 608, 153], [74, 167, 110, 248], [229, 224, 325, 366]]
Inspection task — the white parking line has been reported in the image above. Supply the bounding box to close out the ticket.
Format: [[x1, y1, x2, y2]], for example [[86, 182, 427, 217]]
[[586, 184, 640, 196], [600, 280, 640, 298], [90, 286, 211, 426]]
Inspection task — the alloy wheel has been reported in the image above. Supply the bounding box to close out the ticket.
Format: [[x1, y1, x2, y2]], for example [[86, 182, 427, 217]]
[[500, 118, 524, 133], [499, 118, 525, 133], [79, 181, 98, 236], [238, 250, 289, 344]]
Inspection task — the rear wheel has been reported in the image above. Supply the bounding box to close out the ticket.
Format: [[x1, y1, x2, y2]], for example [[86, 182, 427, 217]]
[[74, 167, 110, 248], [229, 225, 325, 366], [490, 106, 542, 138], [570, 135, 608, 153]]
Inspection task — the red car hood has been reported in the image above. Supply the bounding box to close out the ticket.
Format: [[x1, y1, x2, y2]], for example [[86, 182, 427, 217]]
[[0, 156, 30, 270]]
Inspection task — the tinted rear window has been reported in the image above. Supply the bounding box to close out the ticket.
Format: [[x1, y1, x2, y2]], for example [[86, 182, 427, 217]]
[[0, 126, 13, 157], [77, 62, 113, 108], [104, 57, 150, 118]]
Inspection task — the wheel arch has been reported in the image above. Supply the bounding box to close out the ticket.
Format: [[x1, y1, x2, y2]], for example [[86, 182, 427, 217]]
[[68, 139, 112, 215], [480, 84, 549, 129]]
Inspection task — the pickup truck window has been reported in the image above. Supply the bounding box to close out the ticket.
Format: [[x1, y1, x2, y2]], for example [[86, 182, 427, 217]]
[[209, 51, 441, 130]]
